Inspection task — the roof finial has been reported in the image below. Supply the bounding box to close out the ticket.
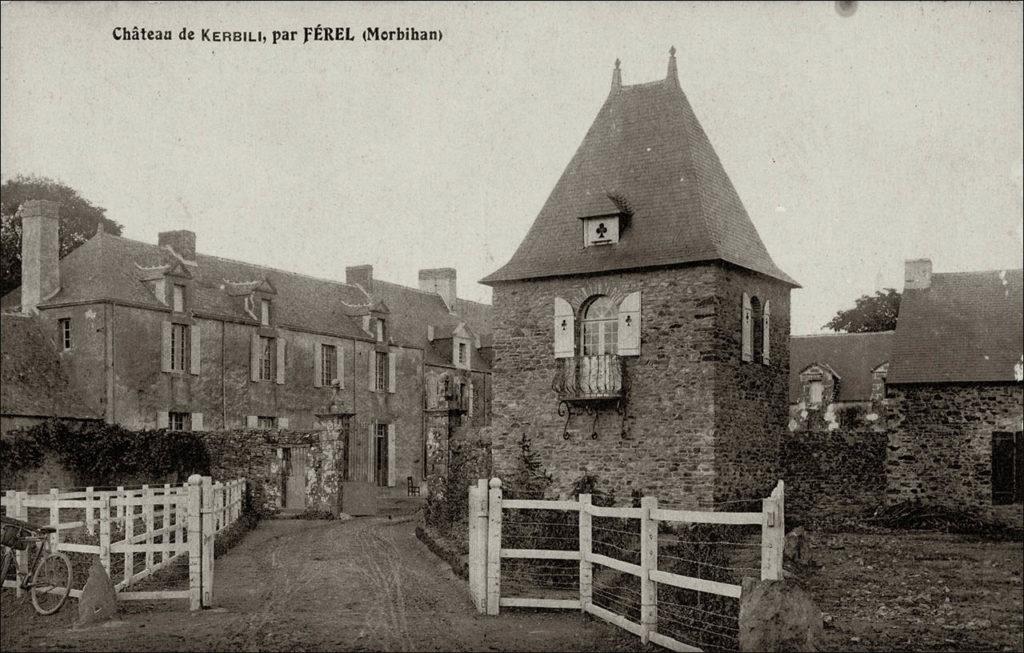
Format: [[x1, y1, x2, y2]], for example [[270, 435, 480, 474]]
[[96, 220, 105, 236], [667, 46, 678, 84], [611, 57, 622, 91]]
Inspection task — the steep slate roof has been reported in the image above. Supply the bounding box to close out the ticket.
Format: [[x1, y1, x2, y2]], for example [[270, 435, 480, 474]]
[[0, 313, 100, 419], [789, 331, 894, 403], [1, 233, 372, 341], [889, 269, 1024, 384], [482, 53, 796, 286], [371, 280, 492, 371]]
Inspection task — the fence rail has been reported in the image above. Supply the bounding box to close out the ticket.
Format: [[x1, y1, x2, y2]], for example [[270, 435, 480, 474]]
[[468, 478, 785, 652], [2, 476, 245, 610]]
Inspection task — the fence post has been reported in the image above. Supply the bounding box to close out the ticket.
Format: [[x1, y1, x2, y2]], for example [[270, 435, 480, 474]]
[[99, 495, 111, 577], [13, 491, 27, 597], [467, 478, 488, 613], [85, 486, 95, 535], [761, 480, 785, 581], [578, 493, 592, 612], [116, 486, 125, 520], [48, 488, 60, 551], [213, 481, 223, 532], [143, 487, 154, 573], [187, 474, 203, 610], [485, 477, 502, 616], [201, 476, 215, 608], [640, 496, 658, 643], [163, 483, 172, 565], [177, 481, 187, 548], [124, 490, 135, 587]]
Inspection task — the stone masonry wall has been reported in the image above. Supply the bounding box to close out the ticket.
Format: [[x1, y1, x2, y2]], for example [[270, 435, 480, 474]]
[[886, 382, 1024, 517], [488, 263, 788, 508], [713, 266, 791, 503]]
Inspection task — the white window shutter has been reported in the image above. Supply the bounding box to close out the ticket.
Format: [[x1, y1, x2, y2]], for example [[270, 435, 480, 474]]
[[278, 416, 289, 430], [368, 422, 376, 482], [741, 293, 753, 362], [313, 343, 323, 387], [250, 333, 260, 381], [387, 423, 396, 487], [368, 351, 376, 391], [342, 347, 350, 388], [387, 351, 397, 393], [161, 322, 172, 372], [276, 338, 286, 385], [762, 299, 771, 364], [553, 297, 575, 359], [617, 291, 641, 356], [246, 415, 258, 428], [189, 324, 201, 375], [191, 412, 204, 432], [157, 411, 169, 429]]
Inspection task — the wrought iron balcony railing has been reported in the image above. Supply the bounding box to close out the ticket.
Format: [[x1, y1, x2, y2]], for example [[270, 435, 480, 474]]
[[551, 354, 624, 400]]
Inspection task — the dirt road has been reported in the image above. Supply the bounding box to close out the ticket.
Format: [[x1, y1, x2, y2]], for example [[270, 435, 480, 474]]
[[2, 517, 637, 652]]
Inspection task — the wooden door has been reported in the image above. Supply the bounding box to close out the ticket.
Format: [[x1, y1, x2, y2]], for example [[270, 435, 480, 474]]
[[284, 447, 307, 509]]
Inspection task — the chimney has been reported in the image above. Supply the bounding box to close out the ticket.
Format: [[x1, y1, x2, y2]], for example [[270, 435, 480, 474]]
[[611, 58, 622, 92], [19, 200, 61, 314], [419, 268, 457, 311], [666, 46, 679, 85], [346, 265, 373, 292], [158, 230, 196, 261], [904, 258, 933, 290]]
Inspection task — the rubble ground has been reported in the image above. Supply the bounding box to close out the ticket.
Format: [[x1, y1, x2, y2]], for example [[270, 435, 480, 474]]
[[801, 529, 1024, 652]]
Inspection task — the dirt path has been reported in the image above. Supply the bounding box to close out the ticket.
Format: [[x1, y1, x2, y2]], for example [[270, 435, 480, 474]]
[[2, 517, 637, 652]]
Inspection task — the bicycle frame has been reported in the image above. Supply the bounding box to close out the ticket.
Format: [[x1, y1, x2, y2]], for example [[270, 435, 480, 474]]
[[1, 533, 51, 591]]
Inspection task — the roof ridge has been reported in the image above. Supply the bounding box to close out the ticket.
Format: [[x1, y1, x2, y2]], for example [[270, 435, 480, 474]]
[[99, 232, 372, 303]]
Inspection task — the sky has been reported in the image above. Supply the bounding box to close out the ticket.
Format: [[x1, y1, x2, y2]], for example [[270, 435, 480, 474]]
[[2, 1, 1021, 335]]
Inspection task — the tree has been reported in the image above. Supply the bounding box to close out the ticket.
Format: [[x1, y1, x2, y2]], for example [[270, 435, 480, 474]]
[[0, 175, 122, 296], [823, 288, 901, 333]]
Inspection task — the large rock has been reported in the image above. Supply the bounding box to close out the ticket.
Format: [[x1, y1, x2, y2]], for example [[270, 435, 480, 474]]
[[77, 560, 118, 626], [739, 577, 823, 652]]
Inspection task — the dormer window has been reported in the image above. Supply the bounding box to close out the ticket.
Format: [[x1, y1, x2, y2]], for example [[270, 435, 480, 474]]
[[172, 284, 186, 313], [458, 342, 467, 364], [376, 318, 386, 343], [582, 216, 619, 247], [807, 380, 824, 408], [260, 298, 271, 326]]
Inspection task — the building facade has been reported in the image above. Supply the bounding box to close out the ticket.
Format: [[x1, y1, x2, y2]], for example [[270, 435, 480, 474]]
[[1, 199, 492, 498], [481, 51, 798, 507]]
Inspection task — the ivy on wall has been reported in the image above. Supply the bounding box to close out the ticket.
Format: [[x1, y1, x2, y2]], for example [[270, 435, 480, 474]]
[[0, 420, 211, 487]]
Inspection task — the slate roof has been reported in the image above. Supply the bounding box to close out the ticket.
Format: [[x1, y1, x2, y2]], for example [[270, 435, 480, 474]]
[[888, 269, 1024, 384], [1, 233, 373, 341], [371, 280, 492, 371], [482, 56, 796, 286], [789, 331, 894, 403], [0, 313, 100, 419]]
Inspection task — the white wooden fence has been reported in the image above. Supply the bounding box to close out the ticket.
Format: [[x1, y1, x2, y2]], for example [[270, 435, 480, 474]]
[[2, 475, 245, 610], [468, 478, 785, 652]]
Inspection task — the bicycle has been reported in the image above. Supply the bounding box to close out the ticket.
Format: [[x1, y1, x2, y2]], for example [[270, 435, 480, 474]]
[[1, 515, 73, 615]]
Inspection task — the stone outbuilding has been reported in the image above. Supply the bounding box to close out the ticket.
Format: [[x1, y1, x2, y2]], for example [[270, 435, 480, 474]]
[[481, 50, 798, 507]]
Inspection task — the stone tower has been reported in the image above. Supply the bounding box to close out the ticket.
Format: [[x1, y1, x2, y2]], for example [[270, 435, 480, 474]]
[[480, 50, 798, 507]]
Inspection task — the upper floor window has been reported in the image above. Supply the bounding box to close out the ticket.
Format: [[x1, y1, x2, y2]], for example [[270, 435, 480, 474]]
[[742, 293, 771, 364], [458, 342, 468, 364], [59, 318, 72, 350], [374, 350, 388, 391], [581, 296, 618, 356], [376, 318, 386, 343], [173, 284, 186, 313], [321, 344, 338, 386], [170, 323, 189, 372], [257, 416, 276, 430], [259, 336, 275, 381], [807, 380, 824, 408], [582, 216, 619, 247], [260, 299, 271, 326]]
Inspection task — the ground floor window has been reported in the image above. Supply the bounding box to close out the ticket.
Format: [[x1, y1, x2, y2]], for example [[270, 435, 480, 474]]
[[992, 431, 1023, 505], [169, 412, 191, 431], [374, 423, 389, 487], [257, 416, 277, 430]]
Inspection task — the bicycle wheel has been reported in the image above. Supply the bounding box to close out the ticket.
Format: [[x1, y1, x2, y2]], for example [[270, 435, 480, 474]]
[[30, 552, 72, 615]]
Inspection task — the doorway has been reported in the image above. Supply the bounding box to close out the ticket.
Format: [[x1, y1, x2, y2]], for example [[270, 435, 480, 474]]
[[282, 446, 308, 510]]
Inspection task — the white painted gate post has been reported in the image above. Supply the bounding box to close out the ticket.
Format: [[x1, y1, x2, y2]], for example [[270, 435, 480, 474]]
[[761, 480, 785, 581], [485, 478, 502, 616], [640, 496, 658, 643], [468, 478, 489, 613], [187, 474, 203, 611], [578, 494, 592, 612], [201, 476, 215, 607]]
